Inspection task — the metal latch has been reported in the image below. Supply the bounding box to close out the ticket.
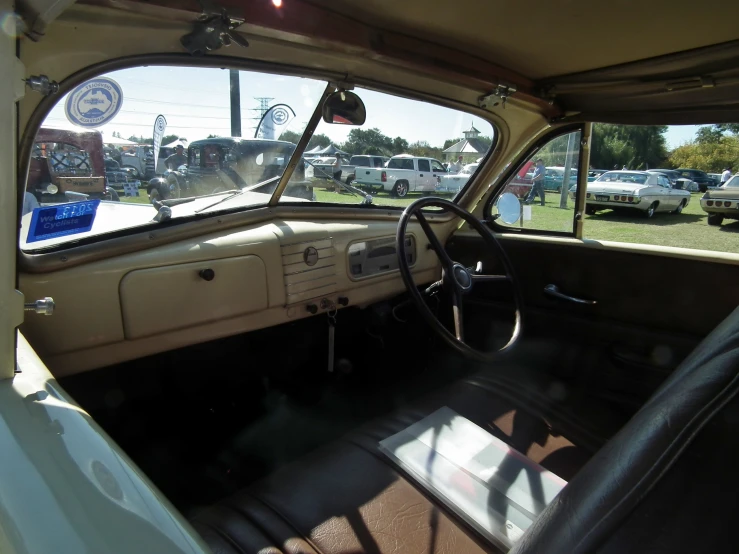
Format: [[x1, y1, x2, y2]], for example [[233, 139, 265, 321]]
[[25, 297, 55, 316], [180, 0, 249, 56], [24, 75, 59, 96], [478, 84, 517, 109]]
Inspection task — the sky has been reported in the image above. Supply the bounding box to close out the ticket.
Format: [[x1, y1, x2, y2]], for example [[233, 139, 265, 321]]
[[42, 66, 493, 148], [42, 65, 704, 150]]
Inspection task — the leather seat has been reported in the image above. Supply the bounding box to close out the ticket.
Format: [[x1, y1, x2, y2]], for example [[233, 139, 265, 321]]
[[191, 306, 739, 553], [190, 361, 621, 554]]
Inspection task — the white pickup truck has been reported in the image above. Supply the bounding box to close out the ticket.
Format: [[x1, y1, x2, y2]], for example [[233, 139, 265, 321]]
[[354, 155, 448, 197]]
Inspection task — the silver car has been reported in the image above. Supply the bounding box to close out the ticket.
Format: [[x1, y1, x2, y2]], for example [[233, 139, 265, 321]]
[[569, 170, 691, 218]]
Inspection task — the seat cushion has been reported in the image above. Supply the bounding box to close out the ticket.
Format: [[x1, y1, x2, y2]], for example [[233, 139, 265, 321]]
[[191, 365, 622, 554]]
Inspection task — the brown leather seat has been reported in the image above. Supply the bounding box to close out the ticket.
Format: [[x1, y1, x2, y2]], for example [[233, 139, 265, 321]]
[[192, 307, 739, 553], [190, 363, 615, 554]]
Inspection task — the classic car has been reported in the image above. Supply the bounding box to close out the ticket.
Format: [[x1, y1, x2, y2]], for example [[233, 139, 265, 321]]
[[571, 170, 692, 217], [5, 1, 739, 554], [436, 162, 479, 193], [675, 167, 715, 192], [28, 127, 120, 203], [700, 174, 739, 226], [147, 137, 314, 201], [543, 166, 578, 192], [647, 168, 695, 190]]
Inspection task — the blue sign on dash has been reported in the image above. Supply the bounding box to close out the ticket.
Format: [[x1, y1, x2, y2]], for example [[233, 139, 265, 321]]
[[27, 200, 100, 243]]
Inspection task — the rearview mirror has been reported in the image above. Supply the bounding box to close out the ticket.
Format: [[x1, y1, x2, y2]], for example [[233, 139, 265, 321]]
[[322, 91, 366, 125], [496, 192, 521, 225]]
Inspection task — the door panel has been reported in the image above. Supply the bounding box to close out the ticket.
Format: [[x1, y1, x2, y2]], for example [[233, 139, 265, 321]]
[[445, 234, 739, 419]]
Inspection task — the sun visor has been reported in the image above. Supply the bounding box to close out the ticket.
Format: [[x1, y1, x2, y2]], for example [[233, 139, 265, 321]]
[[539, 40, 739, 124]]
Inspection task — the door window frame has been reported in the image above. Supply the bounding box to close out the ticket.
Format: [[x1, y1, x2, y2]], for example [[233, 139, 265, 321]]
[[482, 123, 588, 238]]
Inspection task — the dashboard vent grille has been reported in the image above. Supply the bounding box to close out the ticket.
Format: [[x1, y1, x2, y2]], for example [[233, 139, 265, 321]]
[[280, 238, 337, 305]]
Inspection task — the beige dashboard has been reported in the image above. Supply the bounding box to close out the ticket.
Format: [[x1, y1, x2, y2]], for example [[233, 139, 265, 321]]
[[19, 218, 439, 376]]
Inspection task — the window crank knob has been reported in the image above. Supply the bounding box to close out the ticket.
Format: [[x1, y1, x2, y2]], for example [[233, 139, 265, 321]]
[[199, 268, 215, 281]]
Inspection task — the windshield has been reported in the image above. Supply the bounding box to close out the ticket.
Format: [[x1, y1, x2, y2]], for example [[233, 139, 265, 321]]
[[277, 86, 494, 208], [596, 172, 648, 184], [20, 66, 325, 251], [722, 175, 739, 188], [21, 65, 494, 251]]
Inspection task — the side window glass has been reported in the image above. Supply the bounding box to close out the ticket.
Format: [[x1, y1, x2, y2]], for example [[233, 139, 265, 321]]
[[418, 159, 430, 172], [431, 160, 445, 172], [493, 130, 581, 233]]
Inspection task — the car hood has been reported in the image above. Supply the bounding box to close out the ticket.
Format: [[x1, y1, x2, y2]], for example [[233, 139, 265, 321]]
[[587, 182, 646, 194], [21, 190, 309, 250]]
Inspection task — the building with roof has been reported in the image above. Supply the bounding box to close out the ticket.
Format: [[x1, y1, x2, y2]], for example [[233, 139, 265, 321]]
[[442, 124, 488, 163]]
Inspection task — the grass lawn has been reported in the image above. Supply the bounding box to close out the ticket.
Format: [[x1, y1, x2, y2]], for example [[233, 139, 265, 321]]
[[507, 191, 739, 253], [123, 187, 739, 254], [120, 193, 152, 205]]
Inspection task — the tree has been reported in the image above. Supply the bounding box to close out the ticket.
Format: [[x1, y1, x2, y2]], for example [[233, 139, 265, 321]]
[[161, 134, 180, 145], [669, 135, 739, 172], [341, 128, 396, 155], [716, 123, 739, 135], [278, 130, 332, 150], [590, 124, 668, 169], [695, 126, 724, 144], [407, 141, 443, 159]]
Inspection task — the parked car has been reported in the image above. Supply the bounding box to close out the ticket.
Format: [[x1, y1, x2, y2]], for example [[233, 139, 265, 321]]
[[647, 169, 695, 190], [699, 175, 739, 226], [119, 144, 155, 179], [354, 154, 447, 197], [344, 154, 389, 183], [147, 138, 313, 202], [675, 168, 714, 192], [540, 166, 578, 192], [571, 170, 691, 217], [104, 157, 140, 189], [436, 163, 479, 194], [28, 127, 120, 203], [708, 173, 723, 186]]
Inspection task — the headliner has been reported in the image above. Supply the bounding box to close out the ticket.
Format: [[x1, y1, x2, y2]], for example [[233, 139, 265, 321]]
[[306, 0, 739, 80]]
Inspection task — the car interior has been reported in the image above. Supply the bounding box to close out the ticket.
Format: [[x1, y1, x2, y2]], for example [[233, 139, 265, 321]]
[[8, 1, 739, 553]]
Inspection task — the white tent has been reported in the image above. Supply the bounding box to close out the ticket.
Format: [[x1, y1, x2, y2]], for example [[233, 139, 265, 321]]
[[162, 138, 188, 148], [105, 136, 139, 146]]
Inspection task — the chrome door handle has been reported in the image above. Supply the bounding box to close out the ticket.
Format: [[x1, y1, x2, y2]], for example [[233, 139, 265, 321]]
[[544, 284, 597, 305]]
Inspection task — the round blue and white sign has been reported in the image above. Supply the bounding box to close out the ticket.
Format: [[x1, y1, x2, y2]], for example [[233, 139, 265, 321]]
[[65, 77, 123, 128]]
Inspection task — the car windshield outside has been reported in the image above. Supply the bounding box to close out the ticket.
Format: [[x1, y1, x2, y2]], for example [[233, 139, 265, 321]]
[[596, 171, 648, 184], [20, 65, 494, 251], [722, 175, 739, 188]]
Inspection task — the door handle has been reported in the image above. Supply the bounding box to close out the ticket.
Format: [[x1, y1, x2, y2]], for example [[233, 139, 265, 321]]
[[419, 174, 424, 177], [544, 284, 597, 305]]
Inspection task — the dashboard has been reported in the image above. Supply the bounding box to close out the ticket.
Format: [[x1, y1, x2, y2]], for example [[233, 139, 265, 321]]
[[19, 218, 437, 376]]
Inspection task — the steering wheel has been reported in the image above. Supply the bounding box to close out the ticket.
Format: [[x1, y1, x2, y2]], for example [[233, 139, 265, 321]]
[[396, 197, 523, 362]]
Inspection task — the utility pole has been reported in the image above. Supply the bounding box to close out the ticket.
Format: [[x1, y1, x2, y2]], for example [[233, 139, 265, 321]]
[[560, 132, 577, 209], [250, 97, 274, 137], [229, 70, 242, 137]]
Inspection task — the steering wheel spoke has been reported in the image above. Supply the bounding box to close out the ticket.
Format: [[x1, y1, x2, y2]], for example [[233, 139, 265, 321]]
[[415, 211, 455, 271], [451, 288, 465, 342], [471, 274, 510, 283]]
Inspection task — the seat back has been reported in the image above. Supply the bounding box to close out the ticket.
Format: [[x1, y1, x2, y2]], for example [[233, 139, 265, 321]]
[[511, 306, 739, 554]]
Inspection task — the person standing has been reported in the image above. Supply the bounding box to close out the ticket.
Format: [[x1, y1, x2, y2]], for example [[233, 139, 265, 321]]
[[332, 153, 343, 192], [448, 155, 464, 174], [721, 167, 733, 186], [165, 145, 187, 170], [525, 159, 546, 206]]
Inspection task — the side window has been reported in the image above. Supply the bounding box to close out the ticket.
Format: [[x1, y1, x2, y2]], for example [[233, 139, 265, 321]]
[[418, 159, 430, 172], [431, 160, 446, 172], [492, 129, 582, 233]]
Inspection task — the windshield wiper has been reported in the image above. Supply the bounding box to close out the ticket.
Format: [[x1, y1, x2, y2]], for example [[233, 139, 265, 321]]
[[307, 159, 373, 205], [193, 175, 282, 213]]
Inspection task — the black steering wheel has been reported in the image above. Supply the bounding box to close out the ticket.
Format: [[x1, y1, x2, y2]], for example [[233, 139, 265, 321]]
[[396, 197, 523, 361]]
